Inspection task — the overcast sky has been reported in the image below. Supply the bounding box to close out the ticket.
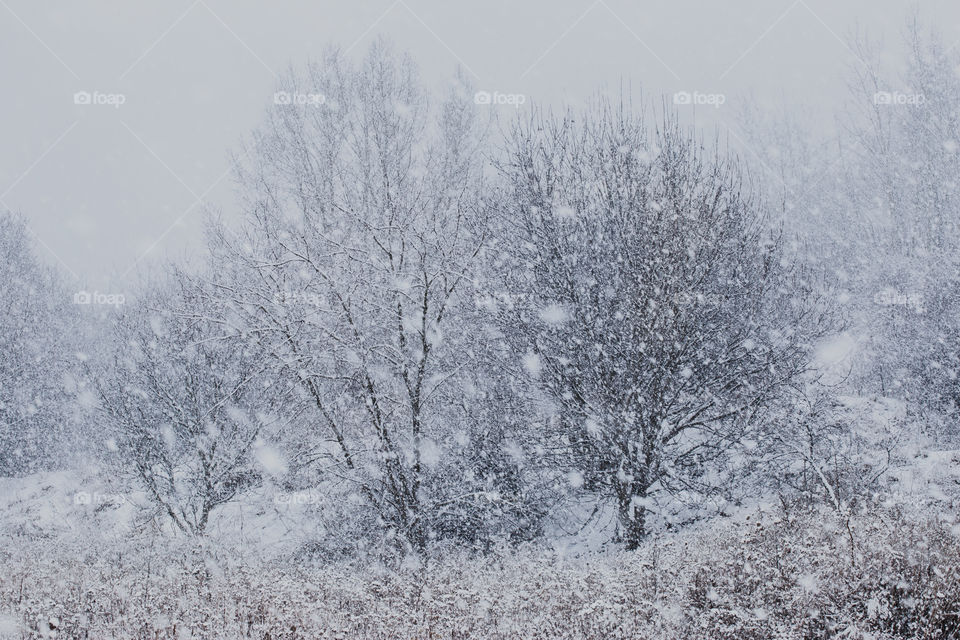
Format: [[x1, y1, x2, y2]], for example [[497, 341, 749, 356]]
[[3, 0, 959, 290]]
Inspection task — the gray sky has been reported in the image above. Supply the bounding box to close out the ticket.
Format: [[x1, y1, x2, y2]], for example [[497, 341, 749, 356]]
[[3, 0, 959, 290]]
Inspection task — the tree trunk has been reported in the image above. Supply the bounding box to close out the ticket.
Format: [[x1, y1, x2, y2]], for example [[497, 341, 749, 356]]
[[616, 483, 647, 550]]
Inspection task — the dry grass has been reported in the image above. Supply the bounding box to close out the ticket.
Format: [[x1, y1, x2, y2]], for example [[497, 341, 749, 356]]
[[2, 505, 959, 639]]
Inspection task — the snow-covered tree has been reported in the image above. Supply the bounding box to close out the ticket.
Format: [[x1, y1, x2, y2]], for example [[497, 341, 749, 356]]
[[94, 274, 294, 535], [839, 22, 960, 417], [491, 100, 831, 548], [0, 213, 78, 476], [205, 41, 531, 552]]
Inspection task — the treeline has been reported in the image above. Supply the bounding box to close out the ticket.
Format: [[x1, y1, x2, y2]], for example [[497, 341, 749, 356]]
[[2, 29, 958, 556]]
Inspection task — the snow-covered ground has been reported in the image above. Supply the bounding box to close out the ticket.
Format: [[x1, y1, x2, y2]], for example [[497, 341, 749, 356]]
[[1, 433, 959, 639]]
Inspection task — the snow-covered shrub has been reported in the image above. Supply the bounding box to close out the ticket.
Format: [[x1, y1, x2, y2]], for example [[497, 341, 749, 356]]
[[762, 391, 909, 512], [3, 468, 958, 639], [682, 506, 960, 639], [93, 276, 297, 535]]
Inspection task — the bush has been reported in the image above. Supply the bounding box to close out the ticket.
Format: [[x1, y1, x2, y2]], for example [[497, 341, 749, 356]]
[[1, 500, 958, 638]]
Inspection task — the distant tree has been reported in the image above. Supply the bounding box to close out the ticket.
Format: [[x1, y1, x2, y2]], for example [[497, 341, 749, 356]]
[[94, 274, 293, 535], [841, 22, 960, 416], [0, 213, 77, 476], [492, 100, 832, 548]]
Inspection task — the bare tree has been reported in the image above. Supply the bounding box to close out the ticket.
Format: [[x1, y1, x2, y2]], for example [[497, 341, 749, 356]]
[[95, 275, 293, 535], [205, 41, 506, 552], [492, 99, 831, 548], [840, 22, 960, 417]]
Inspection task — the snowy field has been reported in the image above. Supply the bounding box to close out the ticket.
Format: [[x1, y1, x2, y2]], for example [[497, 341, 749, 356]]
[[1, 440, 959, 639]]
